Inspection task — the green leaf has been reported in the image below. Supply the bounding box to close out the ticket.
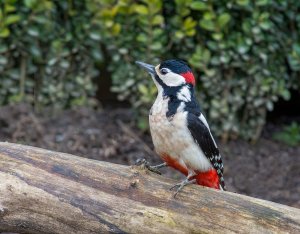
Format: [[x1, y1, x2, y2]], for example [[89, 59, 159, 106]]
[[184, 17, 196, 30], [0, 28, 10, 38], [152, 15, 163, 25], [4, 4, 16, 13], [29, 45, 41, 58], [4, 14, 21, 25], [175, 31, 184, 39], [203, 12, 214, 20], [138, 84, 148, 95], [281, 90, 291, 100], [112, 23, 121, 35], [237, 45, 249, 54], [150, 42, 162, 51], [0, 57, 8, 65], [89, 32, 101, 41], [27, 27, 39, 37], [137, 117, 149, 131], [266, 101, 273, 111], [24, 0, 37, 8], [256, 0, 269, 6], [212, 33, 223, 41], [236, 0, 250, 6], [259, 21, 271, 30], [186, 28, 196, 36], [190, 2, 207, 11], [217, 13, 231, 28], [137, 33, 147, 42], [134, 5, 149, 15], [199, 19, 215, 31], [293, 43, 300, 56], [273, 122, 300, 147]]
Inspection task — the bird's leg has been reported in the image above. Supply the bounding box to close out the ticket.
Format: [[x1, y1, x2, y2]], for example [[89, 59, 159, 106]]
[[170, 171, 197, 198], [135, 158, 167, 175]]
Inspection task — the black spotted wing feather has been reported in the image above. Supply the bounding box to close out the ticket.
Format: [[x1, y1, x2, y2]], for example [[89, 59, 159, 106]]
[[186, 113, 225, 189]]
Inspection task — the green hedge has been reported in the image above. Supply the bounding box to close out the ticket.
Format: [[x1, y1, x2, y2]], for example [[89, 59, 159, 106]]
[[0, 0, 99, 109], [0, 0, 299, 140]]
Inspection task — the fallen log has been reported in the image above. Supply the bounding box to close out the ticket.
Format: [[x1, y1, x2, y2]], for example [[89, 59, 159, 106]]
[[0, 142, 299, 234]]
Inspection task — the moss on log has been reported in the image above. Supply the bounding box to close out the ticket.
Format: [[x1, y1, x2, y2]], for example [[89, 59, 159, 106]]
[[0, 142, 299, 233]]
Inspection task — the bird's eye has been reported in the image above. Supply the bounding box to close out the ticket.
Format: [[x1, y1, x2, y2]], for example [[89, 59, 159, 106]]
[[160, 68, 169, 75]]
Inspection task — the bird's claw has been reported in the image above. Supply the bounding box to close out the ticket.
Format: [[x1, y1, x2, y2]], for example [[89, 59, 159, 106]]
[[135, 158, 162, 175], [169, 184, 182, 198], [170, 179, 196, 198], [147, 165, 162, 175], [135, 158, 148, 167]]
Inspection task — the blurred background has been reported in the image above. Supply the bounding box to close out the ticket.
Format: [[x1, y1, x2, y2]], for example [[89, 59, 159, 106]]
[[0, 0, 299, 207]]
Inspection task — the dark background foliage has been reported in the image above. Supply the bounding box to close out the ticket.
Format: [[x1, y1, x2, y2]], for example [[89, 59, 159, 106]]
[[0, 0, 300, 140]]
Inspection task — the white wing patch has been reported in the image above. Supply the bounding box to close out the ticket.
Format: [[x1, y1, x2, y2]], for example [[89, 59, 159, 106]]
[[199, 114, 218, 148], [177, 86, 191, 102]]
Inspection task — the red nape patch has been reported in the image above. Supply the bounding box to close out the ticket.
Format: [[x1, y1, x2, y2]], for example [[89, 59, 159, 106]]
[[161, 154, 188, 176], [180, 71, 195, 85], [192, 169, 220, 189]]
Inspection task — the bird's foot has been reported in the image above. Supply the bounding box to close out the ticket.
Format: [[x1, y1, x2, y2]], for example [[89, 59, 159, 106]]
[[135, 158, 167, 175], [170, 178, 197, 198]]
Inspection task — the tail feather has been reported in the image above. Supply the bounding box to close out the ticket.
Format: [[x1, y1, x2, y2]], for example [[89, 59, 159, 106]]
[[219, 176, 226, 190]]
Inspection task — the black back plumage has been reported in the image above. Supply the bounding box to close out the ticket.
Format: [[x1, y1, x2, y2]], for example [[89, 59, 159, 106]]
[[186, 112, 225, 189]]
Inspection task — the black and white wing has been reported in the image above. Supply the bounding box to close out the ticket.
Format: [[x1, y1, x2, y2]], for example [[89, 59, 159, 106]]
[[186, 112, 225, 189]]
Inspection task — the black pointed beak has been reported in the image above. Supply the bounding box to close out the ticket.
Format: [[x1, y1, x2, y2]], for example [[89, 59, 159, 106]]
[[135, 61, 156, 75]]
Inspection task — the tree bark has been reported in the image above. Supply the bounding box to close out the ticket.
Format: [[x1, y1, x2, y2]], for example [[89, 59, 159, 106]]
[[0, 142, 299, 234]]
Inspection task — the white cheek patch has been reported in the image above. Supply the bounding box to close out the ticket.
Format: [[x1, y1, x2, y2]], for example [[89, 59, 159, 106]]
[[155, 65, 185, 87], [177, 86, 191, 102], [162, 72, 185, 86]]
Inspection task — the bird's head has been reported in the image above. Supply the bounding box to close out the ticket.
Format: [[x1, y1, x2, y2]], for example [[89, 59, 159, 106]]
[[136, 59, 195, 93]]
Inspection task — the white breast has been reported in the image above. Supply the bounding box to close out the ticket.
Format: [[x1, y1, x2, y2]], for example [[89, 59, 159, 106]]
[[149, 92, 212, 172]]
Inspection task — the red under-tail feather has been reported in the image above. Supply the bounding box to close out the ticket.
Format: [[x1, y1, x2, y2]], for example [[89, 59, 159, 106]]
[[192, 170, 220, 189]]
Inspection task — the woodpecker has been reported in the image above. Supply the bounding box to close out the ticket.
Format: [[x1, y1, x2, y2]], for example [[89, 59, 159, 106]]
[[136, 59, 225, 196]]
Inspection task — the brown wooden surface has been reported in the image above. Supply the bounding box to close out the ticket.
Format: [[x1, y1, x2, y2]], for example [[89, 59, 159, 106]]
[[0, 142, 299, 234]]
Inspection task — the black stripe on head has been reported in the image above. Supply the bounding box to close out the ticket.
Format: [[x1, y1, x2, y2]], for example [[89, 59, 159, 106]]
[[159, 59, 192, 74], [153, 74, 167, 88]]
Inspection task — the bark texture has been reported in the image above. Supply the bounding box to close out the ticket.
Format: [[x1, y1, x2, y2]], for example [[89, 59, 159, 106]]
[[0, 142, 299, 234]]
